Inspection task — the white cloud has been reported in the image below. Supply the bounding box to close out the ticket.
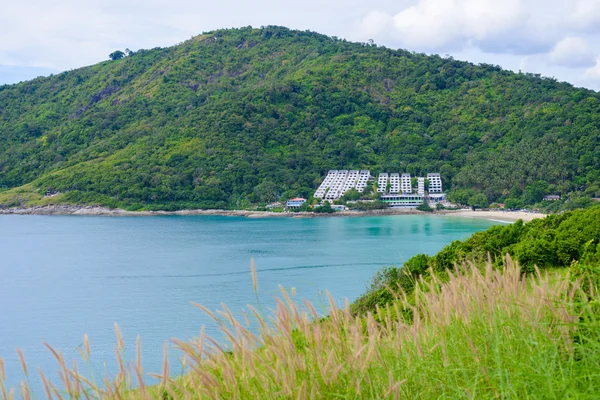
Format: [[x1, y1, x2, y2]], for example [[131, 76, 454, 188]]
[[390, 0, 524, 49], [570, 0, 600, 31], [1, 0, 600, 90], [357, 11, 394, 38], [548, 37, 596, 68], [352, 0, 600, 91], [0, 0, 358, 71], [356, 0, 600, 55], [585, 57, 600, 79]]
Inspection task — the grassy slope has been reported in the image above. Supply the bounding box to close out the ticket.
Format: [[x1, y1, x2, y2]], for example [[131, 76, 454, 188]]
[[0, 26, 599, 210]]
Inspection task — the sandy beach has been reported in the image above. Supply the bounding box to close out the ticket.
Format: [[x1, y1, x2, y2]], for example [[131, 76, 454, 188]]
[[442, 209, 546, 222], [0, 204, 547, 222]]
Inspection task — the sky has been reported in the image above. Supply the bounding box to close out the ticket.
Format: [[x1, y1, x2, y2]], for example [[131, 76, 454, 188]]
[[1, 0, 600, 90]]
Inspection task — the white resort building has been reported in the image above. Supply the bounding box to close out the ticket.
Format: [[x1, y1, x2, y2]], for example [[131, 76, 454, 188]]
[[377, 171, 446, 208], [314, 170, 337, 199], [377, 173, 388, 193], [314, 170, 372, 200], [356, 170, 370, 192], [401, 173, 412, 194], [427, 173, 443, 193], [343, 170, 360, 193], [314, 169, 446, 207], [389, 173, 400, 194], [326, 170, 349, 200], [417, 177, 425, 196], [380, 194, 425, 207]]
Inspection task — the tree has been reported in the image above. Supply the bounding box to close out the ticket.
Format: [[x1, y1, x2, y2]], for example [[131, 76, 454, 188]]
[[109, 50, 125, 61], [340, 188, 362, 203], [448, 189, 475, 206], [417, 201, 433, 212], [315, 201, 334, 213], [468, 193, 489, 209], [522, 180, 548, 205], [253, 180, 278, 203], [504, 198, 523, 210]]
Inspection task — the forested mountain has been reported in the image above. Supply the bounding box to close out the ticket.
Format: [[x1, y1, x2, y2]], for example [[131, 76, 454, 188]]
[[1, 26, 599, 210]]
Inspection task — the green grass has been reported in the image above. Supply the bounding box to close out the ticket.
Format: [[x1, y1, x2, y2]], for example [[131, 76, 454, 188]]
[[0, 184, 69, 208], [1, 255, 599, 399]]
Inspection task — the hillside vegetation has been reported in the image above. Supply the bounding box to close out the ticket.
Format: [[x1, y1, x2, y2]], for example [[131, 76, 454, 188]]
[[1, 26, 599, 210]]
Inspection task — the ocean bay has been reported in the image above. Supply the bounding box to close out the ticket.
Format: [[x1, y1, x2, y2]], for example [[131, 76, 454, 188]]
[[0, 214, 498, 389]]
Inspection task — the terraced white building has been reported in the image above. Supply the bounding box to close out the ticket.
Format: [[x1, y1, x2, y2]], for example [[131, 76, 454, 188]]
[[401, 173, 412, 194], [389, 173, 400, 194], [314, 170, 338, 198], [326, 170, 349, 200], [356, 170, 370, 192], [314, 169, 444, 205], [377, 173, 388, 193], [314, 170, 372, 200], [417, 177, 425, 196]]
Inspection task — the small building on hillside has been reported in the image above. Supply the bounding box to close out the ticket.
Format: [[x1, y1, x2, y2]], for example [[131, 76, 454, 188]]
[[286, 198, 307, 208], [543, 195, 561, 201], [266, 202, 282, 209]]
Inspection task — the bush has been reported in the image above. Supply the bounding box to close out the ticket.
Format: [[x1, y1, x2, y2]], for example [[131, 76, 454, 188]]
[[314, 202, 334, 213], [416, 202, 433, 212], [352, 206, 600, 314], [352, 201, 389, 211]]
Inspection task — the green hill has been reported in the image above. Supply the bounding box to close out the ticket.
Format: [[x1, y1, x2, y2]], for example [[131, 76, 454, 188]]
[[1, 26, 599, 210]]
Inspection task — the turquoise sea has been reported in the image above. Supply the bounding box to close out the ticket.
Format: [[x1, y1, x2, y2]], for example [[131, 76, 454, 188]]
[[0, 214, 499, 390]]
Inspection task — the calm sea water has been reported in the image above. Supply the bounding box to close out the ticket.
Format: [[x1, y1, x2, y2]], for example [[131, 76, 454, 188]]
[[0, 214, 499, 390]]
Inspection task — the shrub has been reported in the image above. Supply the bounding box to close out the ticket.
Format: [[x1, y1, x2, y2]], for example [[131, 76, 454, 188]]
[[416, 202, 433, 212]]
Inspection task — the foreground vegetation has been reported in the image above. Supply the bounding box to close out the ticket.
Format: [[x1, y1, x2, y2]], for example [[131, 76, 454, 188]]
[[1, 256, 598, 399], [352, 206, 600, 314], [1, 208, 600, 398], [1, 26, 599, 211]]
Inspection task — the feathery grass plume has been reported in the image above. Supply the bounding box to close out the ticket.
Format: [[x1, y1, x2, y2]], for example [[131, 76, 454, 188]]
[[15, 350, 27, 379], [1, 255, 599, 398], [250, 258, 257, 293], [0, 359, 7, 400]]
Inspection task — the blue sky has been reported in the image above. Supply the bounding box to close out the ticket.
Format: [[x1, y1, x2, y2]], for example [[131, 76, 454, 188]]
[[1, 0, 599, 90]]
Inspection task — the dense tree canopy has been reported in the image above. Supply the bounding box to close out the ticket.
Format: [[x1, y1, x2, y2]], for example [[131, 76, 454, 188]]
[[0, 26, 599, 210]]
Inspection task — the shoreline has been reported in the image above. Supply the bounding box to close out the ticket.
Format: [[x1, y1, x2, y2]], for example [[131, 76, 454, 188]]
[[0, 205, 547, 222]]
